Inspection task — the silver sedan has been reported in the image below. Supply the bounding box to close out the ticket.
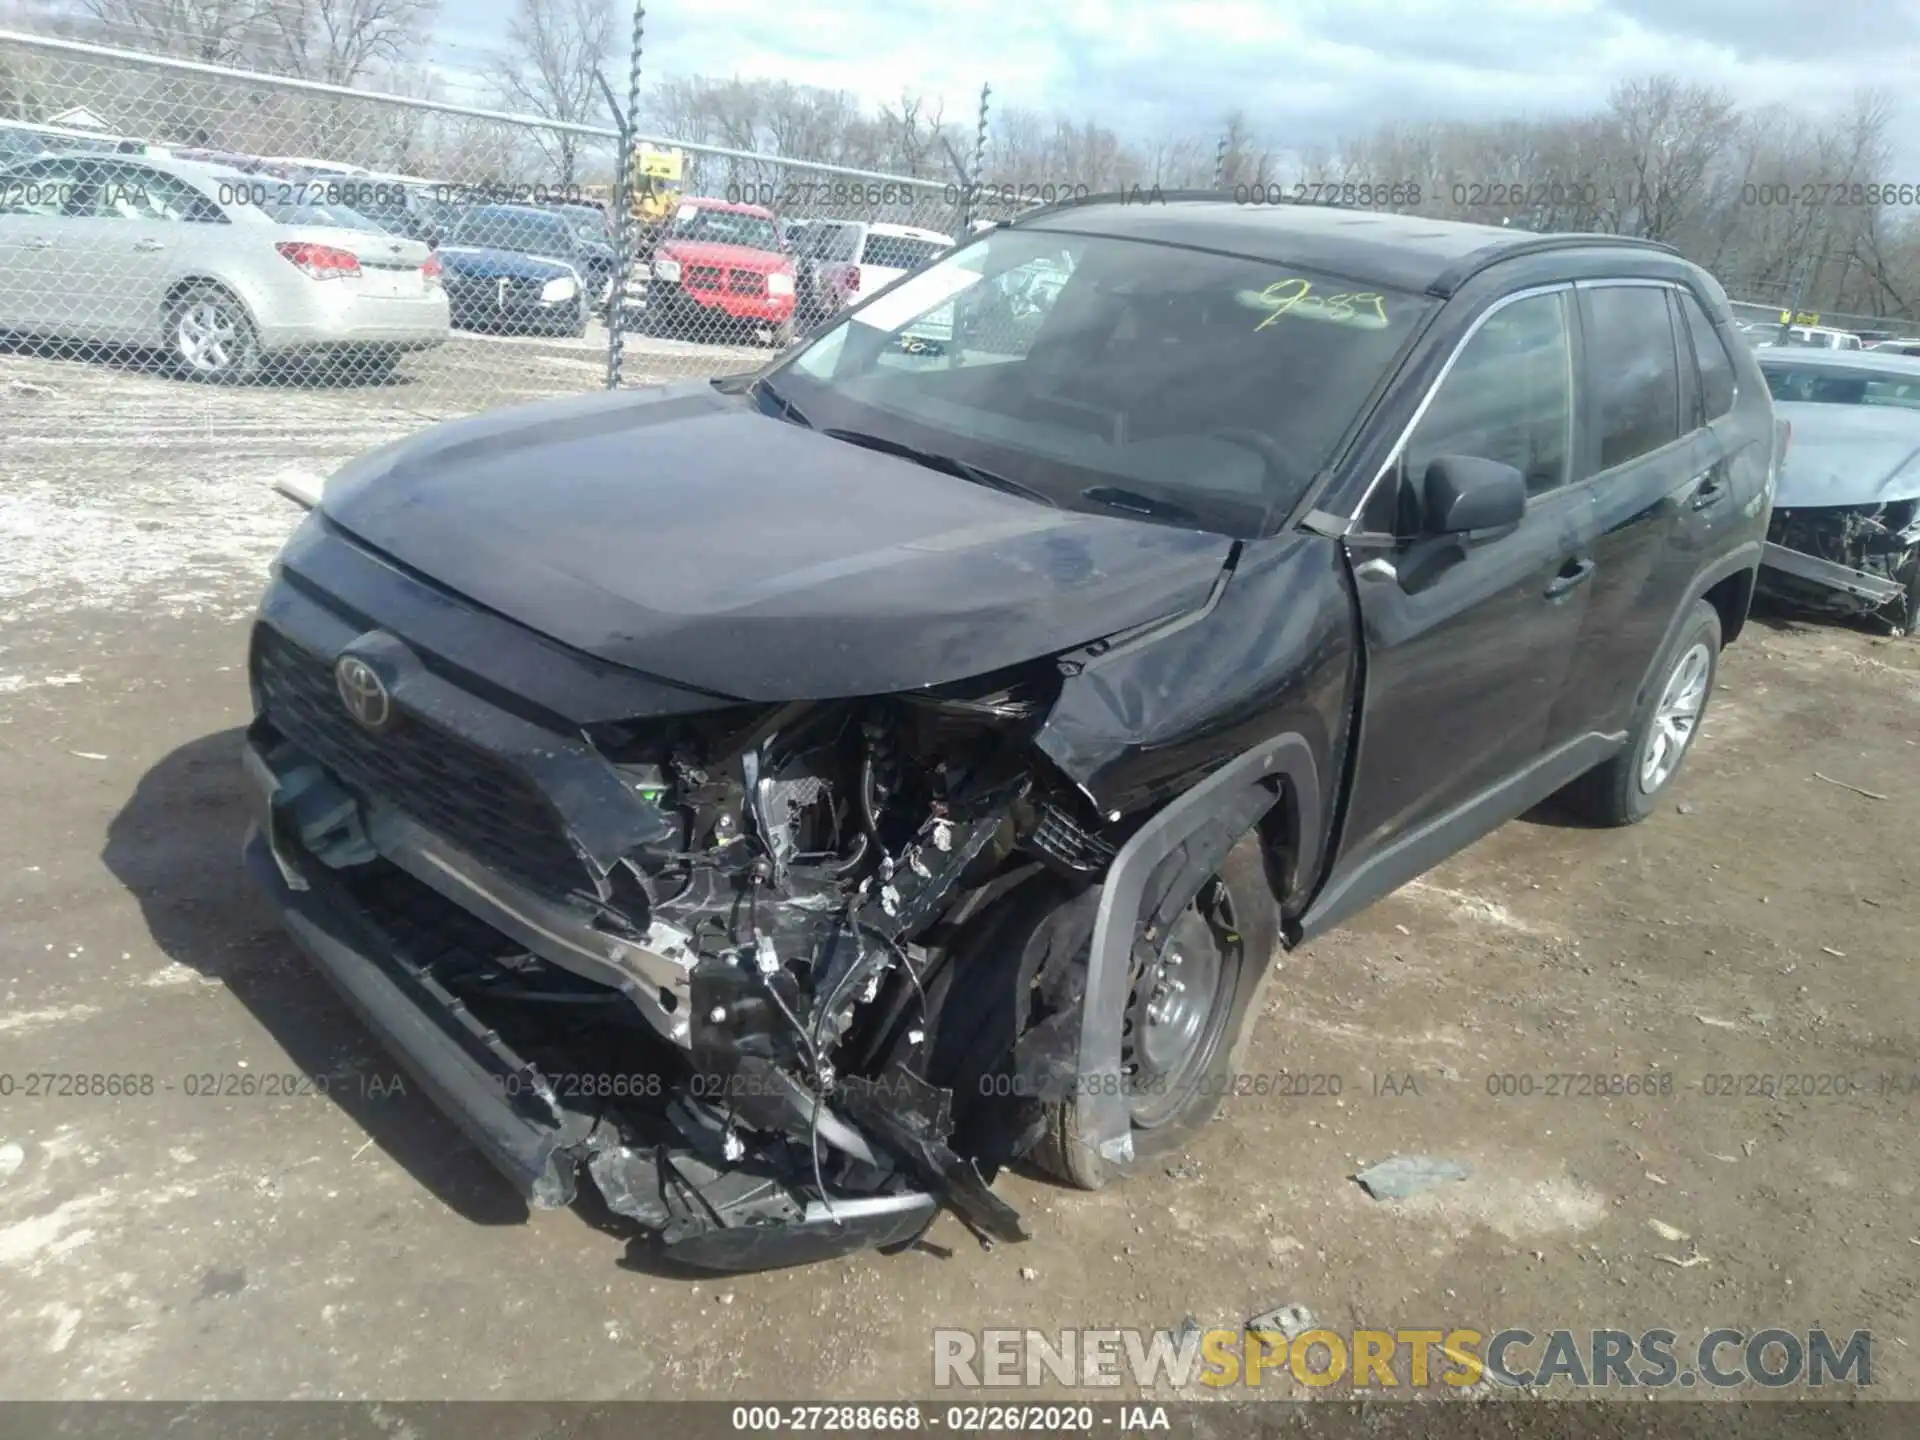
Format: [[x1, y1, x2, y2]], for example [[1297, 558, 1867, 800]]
[[0, 152, 448, 382]]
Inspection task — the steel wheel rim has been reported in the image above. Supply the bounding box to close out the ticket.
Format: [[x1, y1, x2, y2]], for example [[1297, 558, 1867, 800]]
[[177, 299, 240, 374], [1121, 880, 1240, 1128], [1640, 641, 1710, 794]]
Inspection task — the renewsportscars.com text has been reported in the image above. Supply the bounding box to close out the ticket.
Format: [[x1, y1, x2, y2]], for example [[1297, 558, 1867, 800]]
[[932, 1326, 1872, 1390]]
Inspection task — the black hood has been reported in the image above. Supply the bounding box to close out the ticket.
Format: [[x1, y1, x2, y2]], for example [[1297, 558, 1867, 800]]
[[317, 382, 1234, 700]]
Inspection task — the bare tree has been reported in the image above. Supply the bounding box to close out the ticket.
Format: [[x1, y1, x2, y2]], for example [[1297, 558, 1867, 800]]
[[69, 0, 275, 65], [270, 0, 439, 86], [490, 0, 614, 187]]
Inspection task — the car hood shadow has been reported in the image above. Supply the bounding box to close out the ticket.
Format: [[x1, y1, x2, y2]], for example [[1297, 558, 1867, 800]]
[[101, 727, 529, 1227]]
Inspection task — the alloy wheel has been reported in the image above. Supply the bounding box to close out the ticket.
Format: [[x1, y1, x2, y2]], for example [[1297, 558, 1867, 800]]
[[177, 299, 242, 376], [1639, 641, 1710, 794]]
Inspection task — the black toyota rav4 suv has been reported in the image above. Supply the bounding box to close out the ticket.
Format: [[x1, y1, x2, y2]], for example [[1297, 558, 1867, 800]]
[[244, 194, 1779, 1271]]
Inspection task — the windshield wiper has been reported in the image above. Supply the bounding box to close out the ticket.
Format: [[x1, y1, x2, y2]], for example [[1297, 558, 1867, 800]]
[[1079, 485, 1201, 525], [822, 428, 1056, 506], [754, 378, 812, 429]]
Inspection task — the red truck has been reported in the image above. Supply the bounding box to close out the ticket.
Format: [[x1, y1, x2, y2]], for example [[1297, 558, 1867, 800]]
[[644, 197, 797, 344]]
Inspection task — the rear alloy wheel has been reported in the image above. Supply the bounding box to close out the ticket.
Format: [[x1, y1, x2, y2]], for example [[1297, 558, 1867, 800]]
[[1561, 598, 1721, 826], [169, 284, 261, 383]]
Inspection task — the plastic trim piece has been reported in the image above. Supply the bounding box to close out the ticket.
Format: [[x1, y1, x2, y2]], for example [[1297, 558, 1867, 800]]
[[1070, 732, 1320, 1173]]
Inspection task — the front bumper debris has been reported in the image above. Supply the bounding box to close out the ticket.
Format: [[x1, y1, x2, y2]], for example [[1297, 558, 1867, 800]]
[[243, 731, 1010, 1271], [1761, 541, 1904, 607]]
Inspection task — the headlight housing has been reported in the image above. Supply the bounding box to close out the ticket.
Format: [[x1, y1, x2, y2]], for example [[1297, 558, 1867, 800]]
[[541, 275, 578, 303], [653, 258, 682, 283], [766, 271, 795, 297]]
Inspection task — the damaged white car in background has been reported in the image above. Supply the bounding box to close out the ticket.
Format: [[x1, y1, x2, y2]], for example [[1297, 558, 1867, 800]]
[[1758, 349, 1920, 632]]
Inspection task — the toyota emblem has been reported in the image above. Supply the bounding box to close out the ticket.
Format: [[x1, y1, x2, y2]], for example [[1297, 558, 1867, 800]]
[[334, 655, 392, 730]]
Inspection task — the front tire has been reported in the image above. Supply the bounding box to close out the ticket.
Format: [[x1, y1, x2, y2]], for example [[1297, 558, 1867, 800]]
[[169, 283, 261, 384], [1562, 599, 1721, 826], [925, 835, 1280, 1192]]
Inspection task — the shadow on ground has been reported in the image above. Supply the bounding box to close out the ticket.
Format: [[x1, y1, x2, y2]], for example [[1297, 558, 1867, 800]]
[[100, 726, 528, 1226]]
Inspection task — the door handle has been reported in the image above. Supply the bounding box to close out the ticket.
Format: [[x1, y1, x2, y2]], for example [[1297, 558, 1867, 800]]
[[1545, 556, 1596, 598], [24, 238, 51, 250], [132, 238, 166, 252], [1690, 474, 1728, 511]]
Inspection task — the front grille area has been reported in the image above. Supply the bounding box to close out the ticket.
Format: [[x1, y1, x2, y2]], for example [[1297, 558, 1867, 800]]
[[684, 264, 724, 290], [253, 627, 590, 897], [447, 274, 544, 303], [726, 270, 766, 297]]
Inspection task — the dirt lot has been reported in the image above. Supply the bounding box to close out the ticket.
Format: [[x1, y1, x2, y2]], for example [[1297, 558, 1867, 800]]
[[1, 348, 1917, 1404]]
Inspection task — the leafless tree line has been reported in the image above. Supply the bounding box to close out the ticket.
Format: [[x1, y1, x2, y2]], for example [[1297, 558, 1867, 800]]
[[4, 0, 1918, 318]]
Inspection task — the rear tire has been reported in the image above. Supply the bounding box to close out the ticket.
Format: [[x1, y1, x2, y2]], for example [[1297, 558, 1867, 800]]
[[168, 283, 261, 384], [1561, 599, 1721, 826]]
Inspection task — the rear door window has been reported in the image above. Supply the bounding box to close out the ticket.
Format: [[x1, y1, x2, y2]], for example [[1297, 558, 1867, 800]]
[[1582, 285, 1683, 469]]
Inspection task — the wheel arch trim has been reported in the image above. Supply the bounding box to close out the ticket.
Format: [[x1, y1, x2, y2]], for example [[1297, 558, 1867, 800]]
[[1071, 731, 1321, 1175]]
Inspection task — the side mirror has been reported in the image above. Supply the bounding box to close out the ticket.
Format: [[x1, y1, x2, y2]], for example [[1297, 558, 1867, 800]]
[[1423, 455, 1526, 534]]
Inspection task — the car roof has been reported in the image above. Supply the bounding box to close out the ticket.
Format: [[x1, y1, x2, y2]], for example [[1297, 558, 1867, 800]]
[[1008, 191, 1681, 296], [460, 202, 567, 221], [866, 222, 953, 243], [1756, 348, 1920, 377]]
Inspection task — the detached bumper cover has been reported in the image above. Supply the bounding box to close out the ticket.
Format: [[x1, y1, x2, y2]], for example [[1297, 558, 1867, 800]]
[[1761, 541, 1904, 606], [242, 825, 585, 1207]]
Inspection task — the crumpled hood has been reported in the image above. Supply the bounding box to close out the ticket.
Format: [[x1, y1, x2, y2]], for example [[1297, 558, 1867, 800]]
[[316, 382, 1233, 700], [1775, 402, 1920, 508]]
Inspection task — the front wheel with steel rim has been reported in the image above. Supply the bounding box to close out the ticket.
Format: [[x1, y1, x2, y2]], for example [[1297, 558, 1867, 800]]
[[913, 834, 1280, 1191], [168, 283, 261, 384], [1562, 598, 1722, 826]]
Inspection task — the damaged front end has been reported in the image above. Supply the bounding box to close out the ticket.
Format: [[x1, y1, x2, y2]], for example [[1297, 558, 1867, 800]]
[[1761, 499, 1920, 629], [244, 617, 1123, 1270]]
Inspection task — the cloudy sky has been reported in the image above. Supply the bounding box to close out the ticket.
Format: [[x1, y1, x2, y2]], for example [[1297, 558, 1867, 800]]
[[429, 0, 1920, 155]]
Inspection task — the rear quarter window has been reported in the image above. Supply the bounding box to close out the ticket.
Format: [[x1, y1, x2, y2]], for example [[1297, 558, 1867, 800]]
[[1677, 291, 1737, 423]]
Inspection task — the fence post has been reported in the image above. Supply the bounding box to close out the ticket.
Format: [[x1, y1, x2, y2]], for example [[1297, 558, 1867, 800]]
[[605, 0, 646, 391], [1213, 133, 1228, 188], [962, 82, 989, 235]]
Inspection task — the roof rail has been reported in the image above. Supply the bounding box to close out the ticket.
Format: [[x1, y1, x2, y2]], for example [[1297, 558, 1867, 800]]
[[1001, 190, 1685, 292], [1001, 187, 1241, 227], [1427, 232, 1681, 296]]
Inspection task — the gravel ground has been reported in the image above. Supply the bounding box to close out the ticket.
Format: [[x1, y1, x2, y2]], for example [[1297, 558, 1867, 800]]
[[1, 348, 1916, 1404]]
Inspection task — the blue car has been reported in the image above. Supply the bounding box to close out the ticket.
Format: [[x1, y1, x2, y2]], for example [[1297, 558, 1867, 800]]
[[437, 204, 589, 337]]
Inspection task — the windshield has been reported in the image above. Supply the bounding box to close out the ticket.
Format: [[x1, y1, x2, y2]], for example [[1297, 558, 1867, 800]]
[[448, 207, 576, 256], [773, 228, 1434, 535], [1763, 364, 1920, 411], [862, 233, 946, 270], [669, 205, 779, 252], [560, 206, 610, 243]]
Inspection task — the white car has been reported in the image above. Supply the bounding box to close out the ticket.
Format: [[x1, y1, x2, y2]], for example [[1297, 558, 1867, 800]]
[[801, 220, 954, 318], [0, 151, 448, 381], [1754, 324, 1864, 351]]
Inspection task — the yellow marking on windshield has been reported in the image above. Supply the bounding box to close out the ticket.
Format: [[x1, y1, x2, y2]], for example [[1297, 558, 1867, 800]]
[[1245, 279, 1390, 331]]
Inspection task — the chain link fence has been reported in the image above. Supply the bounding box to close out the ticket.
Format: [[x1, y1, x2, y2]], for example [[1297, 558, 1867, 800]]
[[7, 27, 1912, 444], [0, 29, 991, 423]]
